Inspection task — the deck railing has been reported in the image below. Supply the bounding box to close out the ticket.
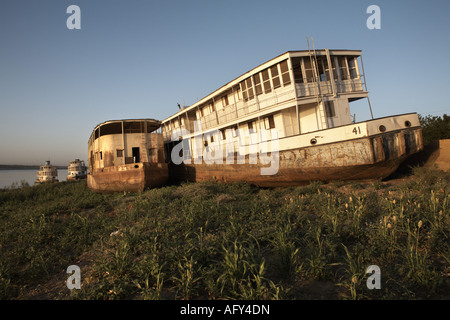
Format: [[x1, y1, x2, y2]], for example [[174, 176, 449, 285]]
[[163, 76, 366, 141]]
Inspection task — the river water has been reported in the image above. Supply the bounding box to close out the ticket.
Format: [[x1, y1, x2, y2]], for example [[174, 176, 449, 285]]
[[0, 169, 69, 189]]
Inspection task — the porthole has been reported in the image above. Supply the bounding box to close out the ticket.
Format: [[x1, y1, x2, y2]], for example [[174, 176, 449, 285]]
[[379, 125, 386, 132], [134, 164, 139, 168], [310, 138, 317, 145], [405, 120, 411, 127]]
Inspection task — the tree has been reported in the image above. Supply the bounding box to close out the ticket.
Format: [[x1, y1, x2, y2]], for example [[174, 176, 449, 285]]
[[418, 114, 450, 146]]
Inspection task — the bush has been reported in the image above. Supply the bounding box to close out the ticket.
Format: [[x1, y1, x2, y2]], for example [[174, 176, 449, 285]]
[[418, 114, 450, 146]]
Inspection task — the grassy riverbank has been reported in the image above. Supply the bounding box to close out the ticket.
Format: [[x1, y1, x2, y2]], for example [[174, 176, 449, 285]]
[[0, 166, 448, 300]]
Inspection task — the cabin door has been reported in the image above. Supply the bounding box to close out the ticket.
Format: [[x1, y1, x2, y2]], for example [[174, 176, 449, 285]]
[[299, 104, 319, 133], [132, 147, 140, 163]]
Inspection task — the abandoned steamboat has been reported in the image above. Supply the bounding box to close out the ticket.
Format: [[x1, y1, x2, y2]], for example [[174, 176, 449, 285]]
[[87, 119, 168, 192], [67, 159, 88, 181], [35, 160, 59, 184], [87, 49, 423, 192]]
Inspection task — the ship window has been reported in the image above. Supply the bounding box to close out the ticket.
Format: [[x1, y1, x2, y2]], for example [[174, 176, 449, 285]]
[[117, 149, 123, 157], [246, 78, 254, 100], [222, 95, 229, 107], [123, 121, 144, 133], [280, 60, 291, 86], [248, 121, 254, 132], [253, 74, 263, 96], [231, 125, 238, 137], [235, 86, 243, 100], [348, 57, 358, 79], [331, 57, 338, 80], [317, 57, 328, 82], [338, 56, 349, 80], [100, 152, 103, 160], [241, 80, 247, 100], [100, 122, 122, 136], [270, 65, 281, 89], [304, 58, 315, 82], [241, 77, 254, 101], [324, 101, 336, 117], [292, 58, 304, 84], [181, 139, 191, 160], [264, 115, 275, 129], [261, 69, 272, 93]]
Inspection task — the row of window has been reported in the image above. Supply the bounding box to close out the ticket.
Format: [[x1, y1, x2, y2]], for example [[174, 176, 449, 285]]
[[163, 104, 277, 137], [163, 56, 360, 134], [238, 56, 358, 102], [173, 114, 276, 161], [37, 171, 57, 176], [195, 95, 230, 119], [241, 60, 291, 102], [199, 115, 276, 142], [292, 56, 359, 83], [91, 121, 156, 141], [93, 149, 158, 160]]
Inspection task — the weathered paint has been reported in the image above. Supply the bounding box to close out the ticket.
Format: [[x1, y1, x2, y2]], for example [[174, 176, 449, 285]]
[[87, 119, 168, 193], [87, 162, 168, 193], [168, 127, 423, 187]]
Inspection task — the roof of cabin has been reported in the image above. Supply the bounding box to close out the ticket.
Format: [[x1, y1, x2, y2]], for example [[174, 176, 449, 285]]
[[91, 118, 161, 130], [88, 118, 162, 142]]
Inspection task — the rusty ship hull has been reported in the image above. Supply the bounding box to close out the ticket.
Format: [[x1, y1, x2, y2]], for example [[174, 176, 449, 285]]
[[168, 119, 423, 187], [87, 162, 168, 193], [67, 175, 86, 181], [87, 119, 169, 193]]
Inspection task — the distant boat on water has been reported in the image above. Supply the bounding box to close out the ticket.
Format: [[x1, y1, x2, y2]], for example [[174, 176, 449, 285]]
[[35, 161, 59, 184], [67, 159, 88, 181]]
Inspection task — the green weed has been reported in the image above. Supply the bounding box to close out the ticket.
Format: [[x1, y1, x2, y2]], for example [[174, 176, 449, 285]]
[[0, 168, 448, 300]]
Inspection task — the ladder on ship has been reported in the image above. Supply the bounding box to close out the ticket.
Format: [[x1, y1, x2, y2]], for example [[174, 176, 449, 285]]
[[307, 37, 328, 130], [140, 122, 149, 163]]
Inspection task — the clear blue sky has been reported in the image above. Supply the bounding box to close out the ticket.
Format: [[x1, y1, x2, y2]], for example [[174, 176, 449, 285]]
[[1, 0, 449, 165]]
